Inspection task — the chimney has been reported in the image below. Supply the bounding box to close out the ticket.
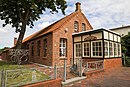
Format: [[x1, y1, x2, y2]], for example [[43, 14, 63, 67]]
[[75, 2, 81, 11], [14, 37, 17, 46]]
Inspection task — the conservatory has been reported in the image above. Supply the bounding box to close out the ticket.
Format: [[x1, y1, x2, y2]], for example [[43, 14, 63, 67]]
[[72, 28, 122, 71]]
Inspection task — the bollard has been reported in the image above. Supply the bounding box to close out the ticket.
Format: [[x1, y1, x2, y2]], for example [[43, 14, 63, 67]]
[[54, 64, 57, 79]]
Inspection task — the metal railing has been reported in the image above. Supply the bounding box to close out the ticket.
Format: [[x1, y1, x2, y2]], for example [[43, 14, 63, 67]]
[[0, 68, 53, 87], [85, 60, 104, 72]]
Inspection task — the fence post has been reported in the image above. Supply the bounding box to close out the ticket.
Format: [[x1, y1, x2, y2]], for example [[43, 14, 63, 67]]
[[54, 64, 57, 79], [63, 58, 67, 82], [79, 59, 82, 77], [1, 70, 5, 87]]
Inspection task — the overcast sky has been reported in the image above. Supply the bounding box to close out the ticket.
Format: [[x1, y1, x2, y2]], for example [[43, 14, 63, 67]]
[[0, 0, 130, 48]]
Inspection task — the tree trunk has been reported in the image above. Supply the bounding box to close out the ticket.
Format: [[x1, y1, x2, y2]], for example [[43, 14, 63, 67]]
[[16, 21, 26, 49]]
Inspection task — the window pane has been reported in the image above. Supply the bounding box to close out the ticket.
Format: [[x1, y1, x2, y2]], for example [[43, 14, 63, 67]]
[[60, 39, 67, 57], [92, 41, 102, 56], [74, 21, 78, 32], [37, 40, 41, 56], [83, 42, 90, 56], [43, 39, 47, 57], [82, 23, 86, 31], [109, 42, 113, 56], [76, 43, 81, 57]]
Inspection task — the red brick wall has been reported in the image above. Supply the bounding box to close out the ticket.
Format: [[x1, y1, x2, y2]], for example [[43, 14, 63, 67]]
[[27, 33, 53, 66], [52, 11, 92, 66], [104, 58, 122, 70], [23, 78, 62, 87], [82, 58, 103, 66], [23, 11, 92, 66]]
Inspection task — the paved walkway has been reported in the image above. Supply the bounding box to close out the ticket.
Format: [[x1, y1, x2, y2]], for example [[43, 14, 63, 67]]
[[65, 67, 130, 87]]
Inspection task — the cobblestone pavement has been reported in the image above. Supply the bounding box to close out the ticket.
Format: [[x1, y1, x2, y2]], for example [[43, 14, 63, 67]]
[[65, 67, 130, 87]]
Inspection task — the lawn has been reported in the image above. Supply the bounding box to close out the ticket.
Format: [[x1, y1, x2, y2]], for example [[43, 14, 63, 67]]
[[0, 61, 50, 87]]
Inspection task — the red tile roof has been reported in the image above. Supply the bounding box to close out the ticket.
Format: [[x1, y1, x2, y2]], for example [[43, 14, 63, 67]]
[[22, 11, 92, 43]]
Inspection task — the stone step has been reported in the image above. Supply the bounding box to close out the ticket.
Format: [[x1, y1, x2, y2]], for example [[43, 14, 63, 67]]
[[62, 76, 86, 86]]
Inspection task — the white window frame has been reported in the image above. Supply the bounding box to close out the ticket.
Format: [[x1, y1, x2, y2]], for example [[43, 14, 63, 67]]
[[91, 40, 102, 57], [104, 41, 109, 57], [109, 42, 114, 57], [82, 23, 86, 31], [118, 43, 121, 57], [114, 43, 118, 57], [74, 43, 81, 58], [60, 39, 67, 58], [83, 42, 90, 57], [74, 21, 79, 32]]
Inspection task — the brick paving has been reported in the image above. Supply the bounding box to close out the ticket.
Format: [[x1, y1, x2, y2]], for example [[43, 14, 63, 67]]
[[65, 67, 130, 87], [26, 64, 130, 87]]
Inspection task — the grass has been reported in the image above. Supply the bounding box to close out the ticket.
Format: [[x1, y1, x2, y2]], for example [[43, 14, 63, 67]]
[[0, 61, 50, 87]]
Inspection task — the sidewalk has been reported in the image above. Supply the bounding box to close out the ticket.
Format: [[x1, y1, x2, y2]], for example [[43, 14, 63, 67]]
[[65, 67, 130, 87]]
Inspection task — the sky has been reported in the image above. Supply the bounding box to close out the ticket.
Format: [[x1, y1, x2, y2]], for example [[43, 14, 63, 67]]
[[0, 0, 130, 48]]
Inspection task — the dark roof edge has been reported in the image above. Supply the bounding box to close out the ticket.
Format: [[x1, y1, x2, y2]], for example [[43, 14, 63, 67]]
[[110, 25, 130, 30], [72, 28, 121, 37]]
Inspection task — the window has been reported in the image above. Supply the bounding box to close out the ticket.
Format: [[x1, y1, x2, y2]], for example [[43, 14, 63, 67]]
[[83, 42, 90, 56], [37, 40, 41, 56], [75, 43, 81, 57], [104, 41, 108, 56], [82, 23, 86, 31], [43, 39, 47, 57], [74, 21, 78, 32], [114, 43, 117, 56], [109, 42, 113, 56], [26, 44, 29, 49], [31, 45, 34, 56], [118, 44, 121, 56], [60, 39, 67, 57], [92, 41, 102, 56]]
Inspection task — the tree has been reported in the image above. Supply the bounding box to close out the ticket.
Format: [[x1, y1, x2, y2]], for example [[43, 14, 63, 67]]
[[121, 32, 130, 56], [0, 0, 67, 49]]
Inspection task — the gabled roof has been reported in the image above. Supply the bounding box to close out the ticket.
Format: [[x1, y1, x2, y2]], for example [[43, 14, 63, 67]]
[[22, 3, 93, 43], [22, 12, 76, 43]]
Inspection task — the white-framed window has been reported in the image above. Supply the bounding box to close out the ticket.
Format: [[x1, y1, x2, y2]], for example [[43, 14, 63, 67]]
[[83, 42, 90, 57], [60, 38, 67, 58], [82, 23, 86, 31], [118, 44, 121, 56], [92, 41, 102, 57], [75, 43, 81, 57], [109, 42, 113, 57], [74, 21, 79, 32], [104, 41, 109, 57], [114, 43, 117, 56]]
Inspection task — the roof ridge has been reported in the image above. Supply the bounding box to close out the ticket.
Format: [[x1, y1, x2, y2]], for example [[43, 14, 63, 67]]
[[23, 11, 78, 42], [22, 11, 90, 43]]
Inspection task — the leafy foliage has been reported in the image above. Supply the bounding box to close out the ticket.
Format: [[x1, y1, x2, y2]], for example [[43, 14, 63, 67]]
[[0, 47, 10, 55], [0, 0, 67, 48], [121, 32, 130, 56], [0, 0, 67, 32]]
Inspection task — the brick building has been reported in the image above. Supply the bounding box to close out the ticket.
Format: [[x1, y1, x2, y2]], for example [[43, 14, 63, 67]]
[[21, 2, 122, 70], [22, 2, 93, 66]]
